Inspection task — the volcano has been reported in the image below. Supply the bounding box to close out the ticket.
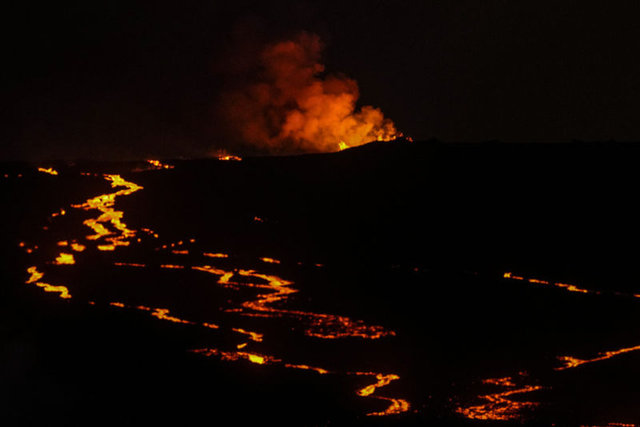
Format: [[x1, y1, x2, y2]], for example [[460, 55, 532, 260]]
[[2, 139, 640, 425]]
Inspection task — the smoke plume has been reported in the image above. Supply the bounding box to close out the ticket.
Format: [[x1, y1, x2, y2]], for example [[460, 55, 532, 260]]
[[219, 32, 398, 153]]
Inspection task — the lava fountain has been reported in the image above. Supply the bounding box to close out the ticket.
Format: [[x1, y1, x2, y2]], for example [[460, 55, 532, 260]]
[[220, 32, 402, 153]]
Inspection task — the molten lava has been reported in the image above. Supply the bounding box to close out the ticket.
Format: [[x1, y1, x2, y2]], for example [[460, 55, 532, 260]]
[[457, 376, 542, 421], [146, 159, 174, 170], [556, 344, 640, 371], [20, 164, 407, 419], [54, 252, 75, 265], [354, 372, 410, 416], [37, 167, 58, 175], [72, 174, 143, 251], [26, 266, 71, 299], [504, 272, 592, 294]]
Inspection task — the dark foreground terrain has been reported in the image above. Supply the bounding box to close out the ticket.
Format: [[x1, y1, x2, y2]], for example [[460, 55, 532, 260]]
[[2, 140, 640, 426]]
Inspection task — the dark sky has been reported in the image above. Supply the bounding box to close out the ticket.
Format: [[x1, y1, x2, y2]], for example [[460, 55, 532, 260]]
[[3, 1, 640, 160]]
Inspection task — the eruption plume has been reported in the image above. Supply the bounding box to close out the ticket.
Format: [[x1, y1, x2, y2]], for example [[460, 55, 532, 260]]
[[220, 32, 399, 153]]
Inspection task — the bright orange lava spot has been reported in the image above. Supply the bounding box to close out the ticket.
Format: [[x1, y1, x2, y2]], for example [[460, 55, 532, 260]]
[[146, 159, 174, 169], [192, 348, 278, 365], [260, 257, 281, 264], [54, 252, 75, 265], [38, 167, 58, 175], [71, 243, 87, 252], [217, 154, 242, 161]]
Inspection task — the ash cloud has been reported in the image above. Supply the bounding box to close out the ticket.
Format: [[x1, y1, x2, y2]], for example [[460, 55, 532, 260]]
[[217, 32, 397, 154]]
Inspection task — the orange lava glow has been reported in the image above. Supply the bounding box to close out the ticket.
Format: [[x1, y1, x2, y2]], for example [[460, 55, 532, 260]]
[[191, 265, 395, 340], [217, 154, 243, 161], [54, 252, 75, 265], [38, 167, 58, 175], [22, 168, 406, 419], [70, 242, 85, 251], [191, 348, 279, 365], [203, 252, 229, 258], [150, 308, 194, 325], [580, 424, 638, 427], [556, 344, 640, 371], [72, 174, 143, 251], [457, 377, 543, 421], [146, 159, 174, 169], [232, 328, 264, 342], [25, 266, 71, 299], [504, 272, 591, 294], [160, 264, 185, 269], [114, 262, 147, 268], [482, 377, 516, 387], [357, 373, 399, 397], [354, 372, 410, 416], [284, 364, 330, 374], [193, 347, 334, 376]]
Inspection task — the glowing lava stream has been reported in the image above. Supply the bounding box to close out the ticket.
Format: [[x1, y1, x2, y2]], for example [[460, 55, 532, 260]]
[[503, 272, 592, 294], [22, 169, 408, 418], [26, 266, 71, 299], [190, 348, 407, 416], [556, 344, 640, 371], [354, 372, 411, 416], [192, 265, 395, 339], [71, 174, 143, 251], [456, 271, 640, 421], [456, 375, 543, 421]]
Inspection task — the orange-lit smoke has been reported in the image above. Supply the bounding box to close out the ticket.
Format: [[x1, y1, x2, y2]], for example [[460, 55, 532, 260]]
[[221, 33, 398, 153]]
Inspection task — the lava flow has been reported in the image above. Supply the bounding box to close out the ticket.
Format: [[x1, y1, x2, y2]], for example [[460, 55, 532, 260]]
[[457, 375, 542, 421], [354, 372, 410, 416], [71, 174, 143, 251], [19, 166, 408, 419], [504, 272, 592, 294], [193, 265, 395, 340], [556, 343, 640, 371], [25, 266, 71, 299]]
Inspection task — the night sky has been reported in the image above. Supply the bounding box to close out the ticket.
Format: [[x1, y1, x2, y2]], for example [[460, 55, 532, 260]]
[[3, 1, 640, 160]]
